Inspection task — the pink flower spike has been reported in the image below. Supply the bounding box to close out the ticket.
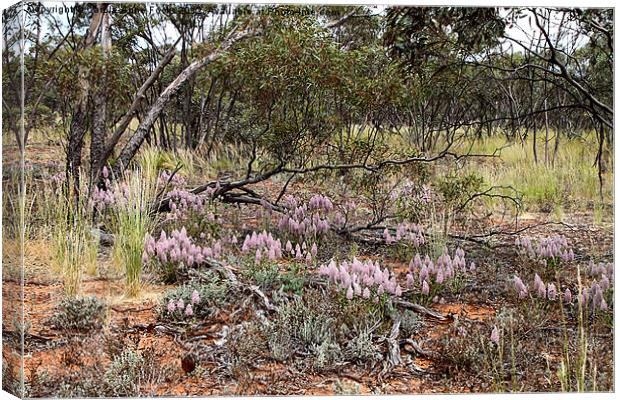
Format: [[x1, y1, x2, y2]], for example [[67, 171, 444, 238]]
[[563, 288, 572, 304], [185, 304, 194, 316], [422, 280, 430, 295], [255, 248, 262, 264], [490, 326, 500, 344], [191, 290, 200, 305]]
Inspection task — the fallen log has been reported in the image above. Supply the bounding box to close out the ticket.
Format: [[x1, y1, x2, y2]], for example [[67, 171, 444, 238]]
[[393, 299, 450, 321]]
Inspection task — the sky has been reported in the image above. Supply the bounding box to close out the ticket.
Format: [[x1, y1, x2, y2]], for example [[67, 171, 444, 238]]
[[12, 1, 595, 57]]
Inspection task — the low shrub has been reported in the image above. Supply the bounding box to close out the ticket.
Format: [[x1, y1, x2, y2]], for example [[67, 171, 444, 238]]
[[345, 326, 381, 364], [266, 297, 340, 364], [160, 276, 229, 321], [103, 349, 144, 397], [50, 296, 106, 333]]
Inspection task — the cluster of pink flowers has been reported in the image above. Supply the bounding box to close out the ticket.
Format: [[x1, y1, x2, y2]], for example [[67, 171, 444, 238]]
[[516, 235, 575, 265], [383, 222, 425, 247], [166, 290, 201, 318], [158, 170, 186, 189], [587, 260, 614, 281], [144, 228, 224, 267], [90, 168, 118, 209], [167, 189, 213, 221], [91, 185, 118, 208], [580, 280, 610, 312], [284, 240, 318, 263], [512, 275, 528, 299], [319, 258, 403, 302], [405, 248, 471, 295], [277, 194, 333, 239], [308, 194, 334, 211], [241, 231, 283, 263], [241, 229, 320, 265], [513, 273, 563, 302], [49, 172, 65, 185], [90, 169, 142, 210], [512, 273, 605, 308]]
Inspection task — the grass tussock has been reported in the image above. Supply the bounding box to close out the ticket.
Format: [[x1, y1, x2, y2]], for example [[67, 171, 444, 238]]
[[50, 175, 98, 297], [460, 134, 612, 212], [109, 166, 159, 297]]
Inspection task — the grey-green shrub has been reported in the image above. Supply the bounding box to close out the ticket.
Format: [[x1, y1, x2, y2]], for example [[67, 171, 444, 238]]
[[50, 296, 106, 333], [103, 349, 144, 397], [345, 327, 381, 363], [267, 298, 338, 362], [160, 276, 229, 321]]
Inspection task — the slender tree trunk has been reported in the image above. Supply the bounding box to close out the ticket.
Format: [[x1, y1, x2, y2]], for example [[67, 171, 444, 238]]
[[90, 6, 111, 187], [532, 123, 538, 164], [111, 27, 261, 177], [544, 97, 550, 167], [66, 7, 104, 191]]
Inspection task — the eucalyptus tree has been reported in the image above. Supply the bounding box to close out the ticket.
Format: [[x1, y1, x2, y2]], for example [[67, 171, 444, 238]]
[[384, 6, 613, 176]]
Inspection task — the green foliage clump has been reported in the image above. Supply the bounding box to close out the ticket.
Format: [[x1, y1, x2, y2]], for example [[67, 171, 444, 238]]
[[267, 298, 337, 363], [437, 172, 484, 208], [160, 274, 230, 321], [103, 349, 145, 397], [50, 296, 106, 333], [244, 261, 307, 295]]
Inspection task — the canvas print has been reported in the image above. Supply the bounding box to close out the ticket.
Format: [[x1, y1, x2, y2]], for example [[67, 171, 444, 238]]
[[1, 1, 614, 397]]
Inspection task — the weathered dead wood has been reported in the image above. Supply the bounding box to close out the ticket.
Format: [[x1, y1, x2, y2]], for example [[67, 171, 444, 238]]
[[400, 338, 433, 358], [188, 257, 279, 314], [384, 317, 402, 370], [113, 26, 262, 176], [393, 299, 450, 321], [246, 284, 279, 312]]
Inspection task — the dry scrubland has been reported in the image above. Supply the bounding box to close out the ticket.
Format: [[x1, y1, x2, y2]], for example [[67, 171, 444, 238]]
[[1, 4, 613, 397], [2, 132, 613, 396]]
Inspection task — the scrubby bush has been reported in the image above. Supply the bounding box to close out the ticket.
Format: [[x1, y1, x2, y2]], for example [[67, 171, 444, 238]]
[[50, 296, 106, 333], [103, 349, 144, 397], [311, 339, 343, 371], [267, 298, 337, 362], [225, 322, 269, 377], [243, 260, 307, 294], [345, 326, 381, 363], [160, 276, 230, 321]]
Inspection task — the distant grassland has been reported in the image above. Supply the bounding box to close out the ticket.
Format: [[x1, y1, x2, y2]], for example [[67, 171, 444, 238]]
[[458, 133, 613, 214], [334, 127, 612, 213], [8, 122, 612, 216]]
